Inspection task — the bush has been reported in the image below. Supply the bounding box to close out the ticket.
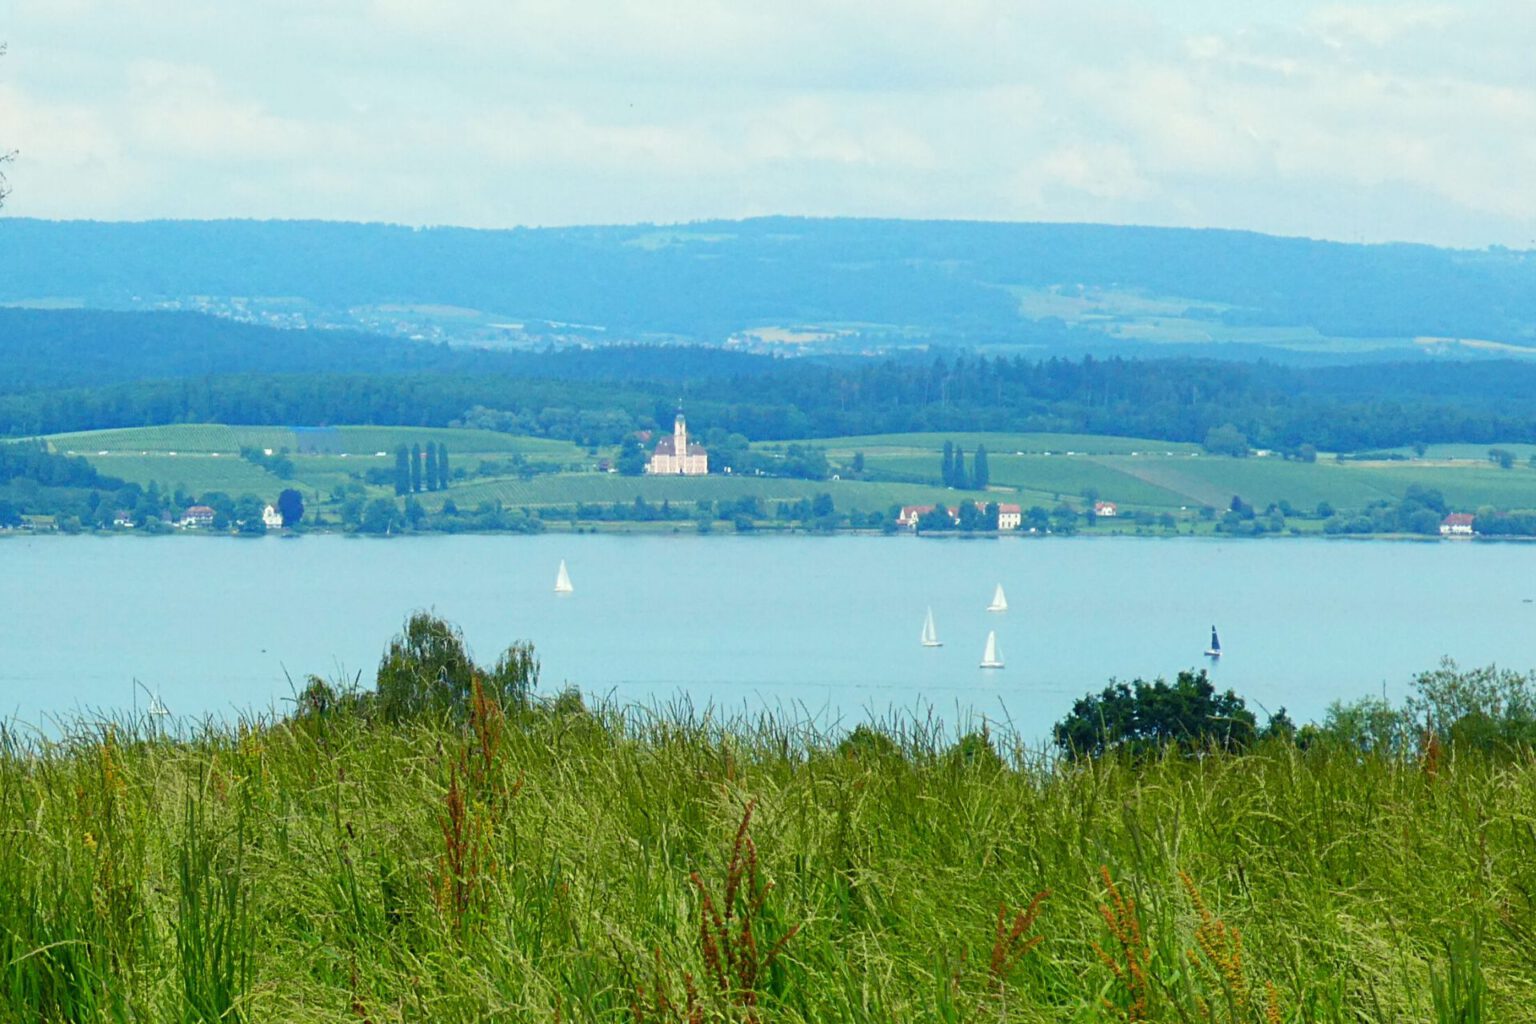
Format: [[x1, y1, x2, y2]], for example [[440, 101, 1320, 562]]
[[836, 724, 902, 763], [945, 729, 1005, 773], [375, 613, 539, 721], [1053, 670, 1265, 758]]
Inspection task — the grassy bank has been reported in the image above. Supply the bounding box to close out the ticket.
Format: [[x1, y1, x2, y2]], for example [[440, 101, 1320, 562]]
[[2, 699, 1529, 1022]]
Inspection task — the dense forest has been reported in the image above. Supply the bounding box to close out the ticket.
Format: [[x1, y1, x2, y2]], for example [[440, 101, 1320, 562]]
[[4, 217, 1535, 346], [7, 309, 1536, 451]]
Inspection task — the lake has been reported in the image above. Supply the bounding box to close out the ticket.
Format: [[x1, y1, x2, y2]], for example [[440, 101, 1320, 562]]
[[4, 533, 1534, 740]]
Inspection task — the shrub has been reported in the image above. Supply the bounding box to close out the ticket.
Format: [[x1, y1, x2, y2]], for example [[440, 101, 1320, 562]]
[[1053, 670, 1265, 759], [375, 613, 538, 721]]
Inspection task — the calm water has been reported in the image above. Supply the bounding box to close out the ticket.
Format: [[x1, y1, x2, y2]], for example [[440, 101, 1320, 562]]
[[4, 533, 1535, 739]]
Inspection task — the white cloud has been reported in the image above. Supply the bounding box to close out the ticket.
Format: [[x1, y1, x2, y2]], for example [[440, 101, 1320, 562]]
[[0, 1, 1532, 246]]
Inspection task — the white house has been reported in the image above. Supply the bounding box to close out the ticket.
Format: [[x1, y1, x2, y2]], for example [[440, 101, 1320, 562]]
[[1439, 512, 1475, 536], [997, 503, 1022, 531], [1093, 501, 1118, 518], [262, 504, 284, 529], [180, 505, 216, 529]]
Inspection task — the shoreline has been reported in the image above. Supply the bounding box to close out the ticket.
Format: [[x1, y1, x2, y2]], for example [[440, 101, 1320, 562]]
[[0, 524, 1518, 542]]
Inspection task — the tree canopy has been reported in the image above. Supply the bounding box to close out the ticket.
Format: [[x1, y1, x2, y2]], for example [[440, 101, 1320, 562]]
[[1053, 670, 1274, 758]]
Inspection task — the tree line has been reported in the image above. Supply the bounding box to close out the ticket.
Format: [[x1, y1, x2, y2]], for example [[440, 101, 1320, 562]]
[[393, 442, 450, 495], [14, 351, 1536, 455], [940, 440, 989, 489]]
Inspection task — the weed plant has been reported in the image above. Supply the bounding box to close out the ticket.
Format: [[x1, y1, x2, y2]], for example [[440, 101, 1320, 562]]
[[0, 695, 1530, 1022]]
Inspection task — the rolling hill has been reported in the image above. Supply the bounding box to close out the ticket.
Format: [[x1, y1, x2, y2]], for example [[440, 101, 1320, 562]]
[[3, 217, 1533, 359]]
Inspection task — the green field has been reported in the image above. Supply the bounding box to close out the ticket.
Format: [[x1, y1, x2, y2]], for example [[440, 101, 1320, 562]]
[[2, 685, 1530, 1021], [48, 425, 578, 458], [39, 425, 1536, 527]]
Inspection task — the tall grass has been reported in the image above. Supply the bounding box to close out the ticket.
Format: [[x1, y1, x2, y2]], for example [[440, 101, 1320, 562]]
[[0, 702, 1530, 1022]]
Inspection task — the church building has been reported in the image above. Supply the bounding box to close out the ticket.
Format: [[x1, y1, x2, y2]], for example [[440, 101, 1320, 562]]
[[647, 412, 709, 475]]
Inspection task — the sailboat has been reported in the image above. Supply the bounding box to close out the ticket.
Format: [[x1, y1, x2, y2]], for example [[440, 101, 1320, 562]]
[[920, 608, 943, 647], [146, 691, 171, 718], [1204, 625, 1222, 658], [134, 677, 171, 721], [979, 630, 1004, 669], [554, 559, 574, 594], [987, 584, 1008, 612]]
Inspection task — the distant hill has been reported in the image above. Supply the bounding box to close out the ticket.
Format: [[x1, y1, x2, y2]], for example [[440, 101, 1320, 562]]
[[3, 217, 1533, 358], [0, 308, 782, 395]]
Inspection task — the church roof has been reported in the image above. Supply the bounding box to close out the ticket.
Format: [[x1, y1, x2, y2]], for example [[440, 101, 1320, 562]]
[[654, 437, 706, 456]]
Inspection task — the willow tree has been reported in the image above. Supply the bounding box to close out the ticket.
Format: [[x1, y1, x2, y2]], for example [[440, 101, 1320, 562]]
[[376, 612, 540, 721]]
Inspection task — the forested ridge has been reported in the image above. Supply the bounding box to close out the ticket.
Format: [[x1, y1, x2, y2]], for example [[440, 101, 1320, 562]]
[[7, 308, 1536, 449], [7, 349, 1536, 452], [4, 216, 1535, 344]]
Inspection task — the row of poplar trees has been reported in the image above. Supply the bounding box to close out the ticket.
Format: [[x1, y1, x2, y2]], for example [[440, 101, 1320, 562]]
[[940, 440, 990, 490], [394, 442, 450, 495]]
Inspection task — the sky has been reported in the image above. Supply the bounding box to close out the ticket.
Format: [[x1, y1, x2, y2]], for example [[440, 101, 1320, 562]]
[[1, 1, 1533, 247]]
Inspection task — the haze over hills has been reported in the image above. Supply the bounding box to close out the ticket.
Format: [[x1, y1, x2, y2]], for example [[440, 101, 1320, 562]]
[[3, 217, 1533, 361]]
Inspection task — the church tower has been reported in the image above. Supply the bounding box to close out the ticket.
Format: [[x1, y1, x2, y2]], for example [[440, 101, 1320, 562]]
[[674, 411, 687, 462]]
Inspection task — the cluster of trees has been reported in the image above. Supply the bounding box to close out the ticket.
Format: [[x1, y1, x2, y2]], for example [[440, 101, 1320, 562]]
[[1201, 423, 1249, 457], [21, 343, 1536, 458], [916, 500, 1080, 535], [295, 612, 541, 723], [1312, 660, 1536, 755], [1, 442, 119, 490], [939, 441, 989, 489], [393, 442, 450, 496], [325, 486, 541, 536], [1053, 670, 1294, 758], [1054, 659, 1536, 762], [1472, 510, 1536, 536], [239, 445, 295, 479], [1320, 484, 1450, 536]]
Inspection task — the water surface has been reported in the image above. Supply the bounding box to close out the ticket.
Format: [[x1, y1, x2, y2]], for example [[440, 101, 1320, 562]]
[[4, 534, 1533, 739]]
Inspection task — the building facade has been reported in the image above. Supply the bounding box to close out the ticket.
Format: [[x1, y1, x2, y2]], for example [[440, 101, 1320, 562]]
[[648, 413, 709, 475], [1440, 513, 1475, 536]]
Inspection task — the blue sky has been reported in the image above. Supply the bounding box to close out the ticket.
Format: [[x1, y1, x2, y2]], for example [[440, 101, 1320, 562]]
[[2, 1, 1532, 246]]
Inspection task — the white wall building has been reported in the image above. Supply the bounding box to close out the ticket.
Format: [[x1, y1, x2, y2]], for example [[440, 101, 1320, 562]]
[[647, 412, 709, 475]]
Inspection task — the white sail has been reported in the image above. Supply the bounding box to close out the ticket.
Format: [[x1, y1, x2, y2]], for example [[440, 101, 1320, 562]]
[[921, 608, 943, 647], [554, 559, 574, 593], [979, 630, 1004, 669], [987, 584, 1008, 612]]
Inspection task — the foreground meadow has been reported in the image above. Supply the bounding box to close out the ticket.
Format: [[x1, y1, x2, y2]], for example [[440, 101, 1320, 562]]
[[2, 697, 1530, 1023]]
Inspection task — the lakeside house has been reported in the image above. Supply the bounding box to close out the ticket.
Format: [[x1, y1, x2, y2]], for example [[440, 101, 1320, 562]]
[[180, 505, 216, 529], [262, 504, 284, 529], [1440, 512, 1475, 536], [1094, 501, 1118, 517], [898, 503, 1024, 531], [647, 412, 708, 475]]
